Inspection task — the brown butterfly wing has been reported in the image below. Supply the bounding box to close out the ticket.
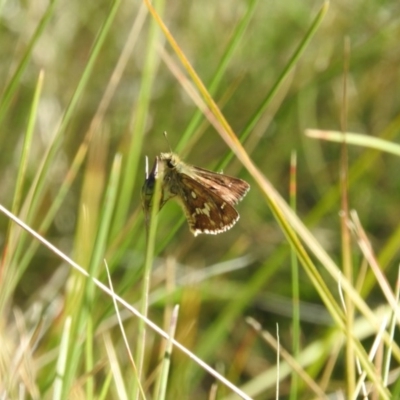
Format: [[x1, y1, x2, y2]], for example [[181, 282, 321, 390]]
[[190, 166, 250, 205], [176, 175, 240, 236]]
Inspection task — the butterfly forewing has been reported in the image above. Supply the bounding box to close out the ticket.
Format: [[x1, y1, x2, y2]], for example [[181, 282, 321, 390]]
[[191, 166, 250, 205]]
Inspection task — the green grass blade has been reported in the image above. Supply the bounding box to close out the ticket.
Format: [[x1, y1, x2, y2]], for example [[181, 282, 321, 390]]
[[53, 317, 72, 400], [112, 0, 165, 236], [62, 152, 122, 399], [10, 70, 44, 217], [175, 0, 259, 154], [134, 154, 162, 396], [307, 129, 400, 156], [0, 70, 44, 313], [23, 0, 121, 229], [155, 305, 179, 400], [0, 0, 58, 126], [220, 0, 330, 171], [289, 152, 300, 400]]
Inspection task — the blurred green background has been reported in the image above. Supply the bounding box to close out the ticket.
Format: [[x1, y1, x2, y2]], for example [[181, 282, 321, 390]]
[[1, 0, 400, 398]]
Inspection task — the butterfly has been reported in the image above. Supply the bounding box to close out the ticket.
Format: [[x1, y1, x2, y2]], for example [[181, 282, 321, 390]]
[[142, 152, 249, 236]]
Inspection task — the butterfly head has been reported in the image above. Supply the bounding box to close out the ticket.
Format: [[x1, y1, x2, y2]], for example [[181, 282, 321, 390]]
[[159, 152, 180, 169]]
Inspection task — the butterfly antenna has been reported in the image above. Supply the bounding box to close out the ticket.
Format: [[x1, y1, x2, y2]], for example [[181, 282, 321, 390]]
[[163, 131, 173, 152]]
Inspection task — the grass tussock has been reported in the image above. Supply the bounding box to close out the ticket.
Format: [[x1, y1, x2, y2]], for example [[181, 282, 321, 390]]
[[0, 0, 400, 399]]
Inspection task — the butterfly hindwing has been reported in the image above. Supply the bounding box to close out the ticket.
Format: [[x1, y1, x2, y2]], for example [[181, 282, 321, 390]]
[[177, 175, 239, 235]]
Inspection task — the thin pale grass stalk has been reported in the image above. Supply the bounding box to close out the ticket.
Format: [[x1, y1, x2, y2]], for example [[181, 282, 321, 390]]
[[53, 316, 72, 400], [0, 204, 253, 400], [105, 260, 145, 398], [246, 317, 328, 400], [289, 151, 300, 400], [382, 265, 400, 386], [155, 305, 179, 400], [353, 317, 388, 400], [0, 0, 57, 126], [103, 332, 129, 400], [349, 211, 399, 321], [340, 37, 356, 397], [112, 0, 165, 235]]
